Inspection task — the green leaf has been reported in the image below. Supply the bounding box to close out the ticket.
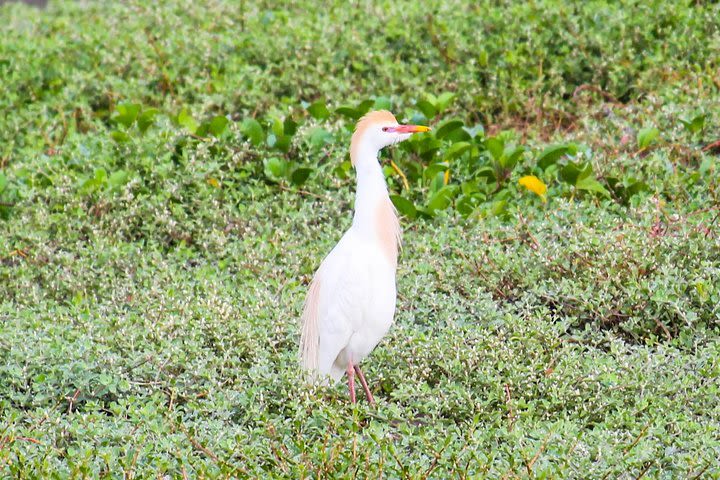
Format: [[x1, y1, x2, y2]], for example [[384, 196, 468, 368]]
[[427, 186, 455, 213], [490, 199, 508, 217], [290, 167, 313, 186], [576, 177, 610, 197], [283, 117, 298, 136], [108, 170, 129, 189], [435, 92, 455, 112], [112, 103, 141, 128], [475, 166, 496, 182], [240, 118, 264, 146], [485, 137, 504, 162], [444, 142, 472, 161], [264, 157, 288, 180], [307, 101, 331, 120], [537, 144, 569, 170], [390, 194, 417, 219], [207, 115, 229, 137], [679, 114, 705, 134], [177, 108, 199, 134], [308, 127, 333, 149], [499, 145, 524, 170], [559, 161, 591, 185], [435, 119, 464, 140], [373, 96, 392, 111], [429, 170, 446, 193], [110, 130, 130, 143], [637, 127, 660, 149], [424, 163, 448, 182], [463, 124, 484, 139], [0, 173, 7, 193], [415, 100, 437, 119], [456, 194, 481, 217], [335, 105, 360, 119], [136, 108, 159, 134], [272, 135, 292, 152], [356, 99, 374, 116]]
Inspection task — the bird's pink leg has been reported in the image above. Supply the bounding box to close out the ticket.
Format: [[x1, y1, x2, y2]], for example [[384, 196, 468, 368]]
[[354, 365, 375, 405], [346, 363, 356, 404]]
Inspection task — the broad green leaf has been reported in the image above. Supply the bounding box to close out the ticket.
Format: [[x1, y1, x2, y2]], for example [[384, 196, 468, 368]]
[[335, 105, 360, 119], [427, 185, 455, 212], [499, 145, 523, 170], [283, 117, 298, 135], [429, 170, 446, 193], [624, 178, 650, 197], [264, 157, 288, 179], [290, 167, 313, 186], [307, 101, 331, 120], [108, 170, 129, 189], [463, 124, 484, 139], [207, 115, 229, 137], [0, 173, 6, 193], [271, 117, 285, 137], [456, 194, 481, 217], [679, 114, 705, 134], [424, 163, 449, 182], [137, 108, 159, 134], [356, 99, 374, 116], [241, 118, 264, 146], [576, 177, 610, 197], [637, 127, 660, 149], [415, 99, 437, 119], [110, 130, 130, 143], [177, 108, 198, 134], [444, 142, 472, 161], [444, 127, 472, 143], [272, 135, 292, 152], [475, 166, 496, 182], [559, 161, 591, 185], [490, 199, 508, 217], [113, 103, 141, 128], [373, 96, 392, 110], [485, 137, 504, 162], [308, 127, 333, 149], [435, 92, 455, 112], [537, 144, 569, 170], [390, 194, 417, 219], [435, 119, 464, 140]]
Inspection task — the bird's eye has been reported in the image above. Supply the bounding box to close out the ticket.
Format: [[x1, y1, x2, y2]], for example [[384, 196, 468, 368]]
[[382, 127, 389, 132]]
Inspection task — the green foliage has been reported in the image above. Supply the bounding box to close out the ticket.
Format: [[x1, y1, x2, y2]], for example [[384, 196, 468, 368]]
[[0, 0, 719, 477]]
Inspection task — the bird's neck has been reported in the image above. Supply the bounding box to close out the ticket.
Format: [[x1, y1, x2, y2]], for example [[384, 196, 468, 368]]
[[352, 149, 401, 267]]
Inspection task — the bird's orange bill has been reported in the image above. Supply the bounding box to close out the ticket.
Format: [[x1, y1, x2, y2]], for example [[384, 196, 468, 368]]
[[387, 125, 431, 134]]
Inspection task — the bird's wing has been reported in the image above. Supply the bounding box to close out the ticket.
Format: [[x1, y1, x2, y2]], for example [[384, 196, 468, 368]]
[[303, 231, 370, 381]]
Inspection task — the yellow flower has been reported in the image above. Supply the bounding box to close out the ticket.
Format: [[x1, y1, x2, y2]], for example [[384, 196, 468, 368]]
[[518, 175, 547, 202]]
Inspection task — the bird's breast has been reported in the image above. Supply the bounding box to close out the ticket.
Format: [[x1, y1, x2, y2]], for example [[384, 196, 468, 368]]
[[374, 197, 401, 268]]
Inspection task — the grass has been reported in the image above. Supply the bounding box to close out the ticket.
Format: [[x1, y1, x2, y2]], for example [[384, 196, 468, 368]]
[[1, 0, 719, 477]]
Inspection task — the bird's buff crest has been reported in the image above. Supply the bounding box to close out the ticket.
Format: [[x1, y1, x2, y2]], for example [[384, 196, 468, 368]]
[[350, 110, 398, 166]]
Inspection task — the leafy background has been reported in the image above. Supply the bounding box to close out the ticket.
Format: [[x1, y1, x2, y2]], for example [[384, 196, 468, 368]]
[[1, 0, 719, 477]]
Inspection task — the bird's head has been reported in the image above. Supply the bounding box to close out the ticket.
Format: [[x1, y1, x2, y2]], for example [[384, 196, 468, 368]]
[[350, 110, 430, 166]]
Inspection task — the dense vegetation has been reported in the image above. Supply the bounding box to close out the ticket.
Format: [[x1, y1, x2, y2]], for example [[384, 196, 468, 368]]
[[1, 0, 719, 477]]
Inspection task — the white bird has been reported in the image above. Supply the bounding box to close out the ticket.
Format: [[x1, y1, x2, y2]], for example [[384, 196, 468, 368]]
[[299, 110, 430, 403]]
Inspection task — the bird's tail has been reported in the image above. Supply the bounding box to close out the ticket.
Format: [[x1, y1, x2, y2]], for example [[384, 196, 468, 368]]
[[299, 277, 321, 382]]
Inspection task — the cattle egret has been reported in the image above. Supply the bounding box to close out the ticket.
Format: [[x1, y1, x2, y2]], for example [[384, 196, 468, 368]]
[[299, 110, 430, 404]]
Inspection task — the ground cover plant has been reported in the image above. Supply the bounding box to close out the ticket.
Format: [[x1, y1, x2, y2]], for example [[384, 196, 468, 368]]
[[1, 0, 719, 477]]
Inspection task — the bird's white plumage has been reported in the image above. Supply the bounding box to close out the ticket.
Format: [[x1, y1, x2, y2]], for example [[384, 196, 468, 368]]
[[300, 111, 426, 395], [312, 226, 397, 382]]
